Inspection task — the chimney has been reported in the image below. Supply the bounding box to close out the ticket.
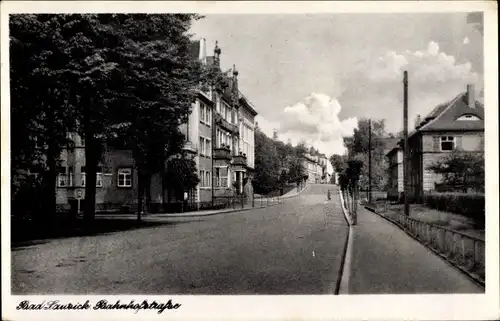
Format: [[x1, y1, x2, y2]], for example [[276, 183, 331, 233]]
[[232, 64, 239, 104], [414, 114, 422, 129], [467, 84, 475, 108], [214, 40, 221, 67]]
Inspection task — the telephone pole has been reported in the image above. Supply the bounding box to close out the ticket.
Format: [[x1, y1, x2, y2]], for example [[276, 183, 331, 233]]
[[368, 118, 372, 203], [403, 71, 410, 216]]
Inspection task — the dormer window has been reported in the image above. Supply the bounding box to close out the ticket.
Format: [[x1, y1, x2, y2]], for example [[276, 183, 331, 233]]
[[456, 114, 481, 121]]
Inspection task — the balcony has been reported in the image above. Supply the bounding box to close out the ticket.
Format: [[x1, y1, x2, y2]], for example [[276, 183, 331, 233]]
[[232, 153, 247, 172], [215, 113, 239, 135], [232, 153, 247, 166], [182, 141, 197, 154], [213, 145, 232, 160]]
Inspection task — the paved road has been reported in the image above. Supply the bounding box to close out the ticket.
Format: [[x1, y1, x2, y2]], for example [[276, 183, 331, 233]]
[[347, 206, 484, 294], [12, 184, 349, 294]]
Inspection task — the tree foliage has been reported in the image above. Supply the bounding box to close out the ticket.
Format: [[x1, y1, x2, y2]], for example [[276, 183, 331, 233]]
[[427, 150, 484, 193], [165, 158, 200, 199], [253, 128, 311, 195], [10, 14, 207, 221], [343, 118, 388, 190]]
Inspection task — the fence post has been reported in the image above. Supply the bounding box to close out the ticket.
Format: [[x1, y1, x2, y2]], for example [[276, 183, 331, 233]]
[[241, 194, 244, 209]]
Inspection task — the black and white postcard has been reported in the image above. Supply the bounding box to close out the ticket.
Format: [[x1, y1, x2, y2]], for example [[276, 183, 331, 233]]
[[1, 1, 499, 320]]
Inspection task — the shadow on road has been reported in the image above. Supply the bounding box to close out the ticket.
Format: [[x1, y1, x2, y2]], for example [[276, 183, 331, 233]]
[[11, 218, 179, 249]]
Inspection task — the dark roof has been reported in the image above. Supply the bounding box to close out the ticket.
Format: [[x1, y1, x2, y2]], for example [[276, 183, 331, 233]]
[[188, 40, 200, 60], [382, 137, 398, 151], [417, 92, 484, 132]]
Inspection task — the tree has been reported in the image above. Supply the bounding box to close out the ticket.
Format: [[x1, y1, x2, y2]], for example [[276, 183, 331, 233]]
[[164, 157, 200, 201], [329, 154, 347, 173], [253, 127, 280, 194], [10, 14, 79, 221], [427, 150, 484, 193], [105, 14, 205, 220], [343, 118, 388, 190]]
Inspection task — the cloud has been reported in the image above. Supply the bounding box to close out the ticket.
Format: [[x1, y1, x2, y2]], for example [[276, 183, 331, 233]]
[[276, 93, 358, 156], [341, 40, 481, 133]]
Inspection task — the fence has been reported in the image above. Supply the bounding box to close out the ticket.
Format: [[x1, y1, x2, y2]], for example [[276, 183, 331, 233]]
[[371, 203, 485, 285], [253, 194, 282, 208]]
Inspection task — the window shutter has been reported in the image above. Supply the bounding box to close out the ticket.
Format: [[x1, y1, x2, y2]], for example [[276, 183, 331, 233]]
[[455, 136, 463, 150], [432, 136, 439, 151]]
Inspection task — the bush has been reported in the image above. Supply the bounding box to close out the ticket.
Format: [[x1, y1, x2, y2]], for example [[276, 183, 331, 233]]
[[424, 192, 485, 220]]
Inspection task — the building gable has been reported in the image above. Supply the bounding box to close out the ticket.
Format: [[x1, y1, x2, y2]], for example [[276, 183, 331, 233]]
[[419, 92, 484, 132]]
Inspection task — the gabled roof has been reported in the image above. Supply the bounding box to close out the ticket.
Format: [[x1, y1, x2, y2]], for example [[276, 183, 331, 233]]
[[416, 92, 484, 133], [385, 89, 484, 156]]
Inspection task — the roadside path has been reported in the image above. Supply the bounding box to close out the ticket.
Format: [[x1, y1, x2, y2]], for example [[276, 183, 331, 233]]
[[346, 206, 484, 294]]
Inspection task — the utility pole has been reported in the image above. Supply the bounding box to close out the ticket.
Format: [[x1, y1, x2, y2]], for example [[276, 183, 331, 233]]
[[368, 118, 372, 204], [403, 70, 410, 216]]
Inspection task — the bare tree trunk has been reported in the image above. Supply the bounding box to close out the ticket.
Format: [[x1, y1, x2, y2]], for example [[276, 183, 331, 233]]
[[145, 173, 151, 214], [83, 99, 98, 224], [44, 140, 57, 224], [137, 170, 144, 221]]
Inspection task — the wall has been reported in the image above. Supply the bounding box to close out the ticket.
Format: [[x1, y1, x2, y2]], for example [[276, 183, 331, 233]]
[[421, 131, 484, 193]]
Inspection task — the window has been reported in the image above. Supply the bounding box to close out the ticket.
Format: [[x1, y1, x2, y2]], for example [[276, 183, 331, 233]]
[[81, 166, 86, 187], [96, 168, 103, 187], [206, 106, 212, 125], [199, 137, 211, 157], [200, 103, 206, 123], [57, 167, 67, 187], [206, 139, 211, 157], [215, 167, 229, 188], [457, 114, 481, 121], [206, 171, 211, 188], [199, 137, 205, 155], [81, 166, 103, 187], [199, 170, 204, 187], [199, 170, 211, 188], [118, 168, 132, 187], [68, 167, 73, 187], [440, 136, 455, 151]]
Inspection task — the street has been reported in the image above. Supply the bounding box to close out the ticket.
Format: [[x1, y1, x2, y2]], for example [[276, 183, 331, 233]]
[[12, 184, 349, 294], [11, 184, 483, 295]]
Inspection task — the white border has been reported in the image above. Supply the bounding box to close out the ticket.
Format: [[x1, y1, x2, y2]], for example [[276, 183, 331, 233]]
[[1, 2, 499, 321]]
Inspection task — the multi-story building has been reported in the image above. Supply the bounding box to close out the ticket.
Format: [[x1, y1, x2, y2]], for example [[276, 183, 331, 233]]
[[386, 84, 484, 202], [302, 153, 322, 184], [47, 38, 257, 213], [318, 153, 329, 183]]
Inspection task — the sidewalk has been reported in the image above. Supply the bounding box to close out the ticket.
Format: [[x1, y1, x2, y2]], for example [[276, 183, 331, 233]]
[[346, 206, 483, 294], [94, 186, 309, 220]]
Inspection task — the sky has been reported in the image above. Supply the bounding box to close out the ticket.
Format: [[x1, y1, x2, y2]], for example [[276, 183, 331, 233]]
[[189, 13, 484, 157]]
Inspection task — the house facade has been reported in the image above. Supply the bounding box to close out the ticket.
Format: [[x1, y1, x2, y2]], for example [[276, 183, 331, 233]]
[[50, 39, 257, 213], [302, 153, 323, 184], [386, 84, 484, 202]]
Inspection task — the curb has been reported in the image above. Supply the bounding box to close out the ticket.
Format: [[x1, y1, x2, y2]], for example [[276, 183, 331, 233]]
[[364, 205, 485, 289], [151, 195, 293, 218], [336, 188, 353, 295], [280, 184, 308, 199]]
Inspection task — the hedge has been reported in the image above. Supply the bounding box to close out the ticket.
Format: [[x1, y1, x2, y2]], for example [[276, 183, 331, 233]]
[[423, 192, 485, 219]]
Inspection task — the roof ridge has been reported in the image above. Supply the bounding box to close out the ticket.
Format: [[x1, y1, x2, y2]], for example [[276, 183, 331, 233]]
[[419, 92, 466, 131]]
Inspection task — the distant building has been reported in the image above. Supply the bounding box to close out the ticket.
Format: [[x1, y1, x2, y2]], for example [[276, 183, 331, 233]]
[[386, 84, 484, 202], [302, 153, 322, 184]]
